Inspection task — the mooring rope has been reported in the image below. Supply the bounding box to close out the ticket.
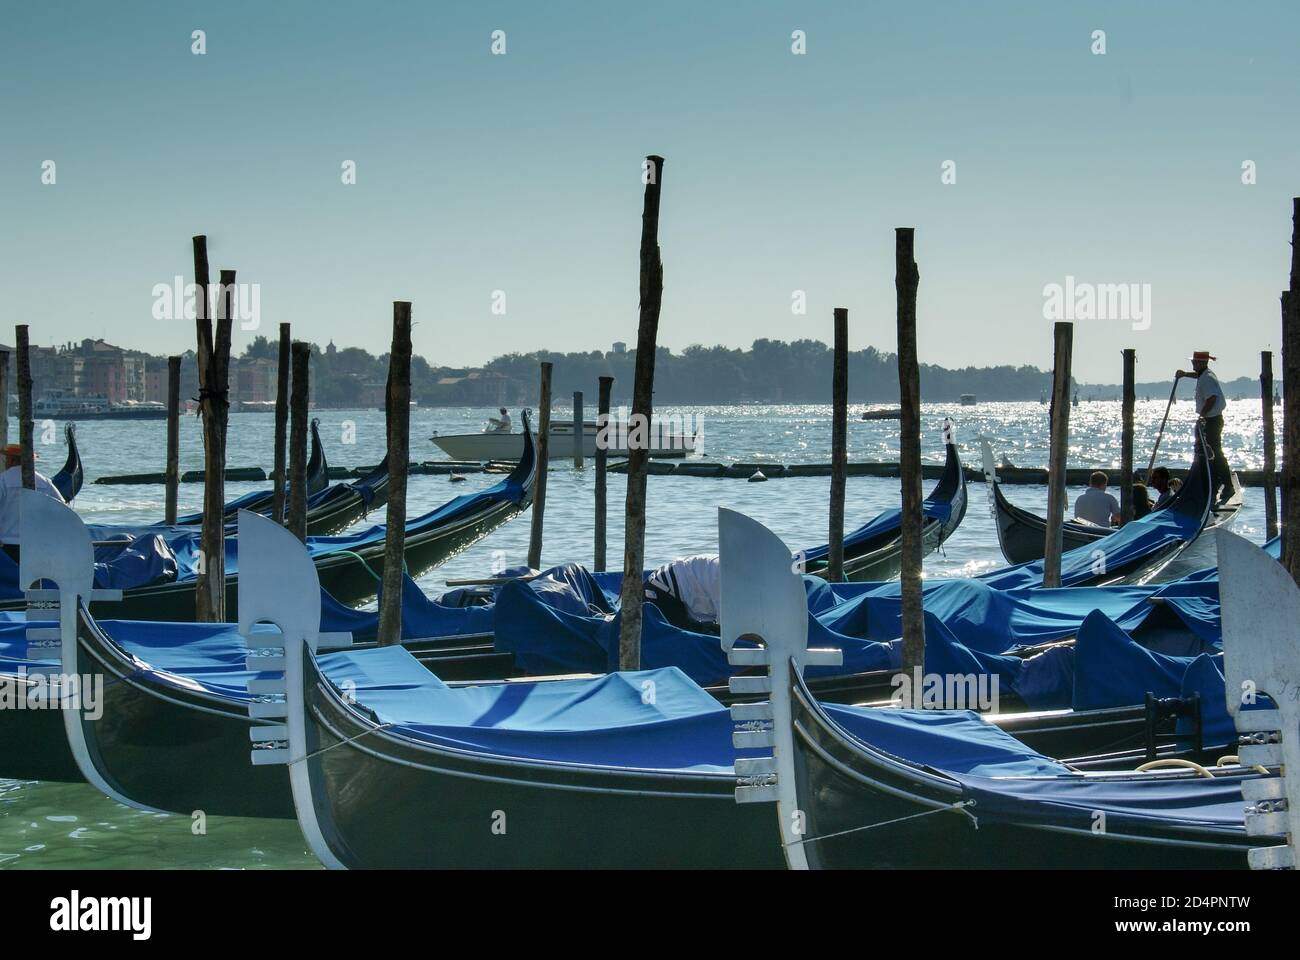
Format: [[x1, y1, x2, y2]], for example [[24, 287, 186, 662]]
[[786, 798, 978, 847], [286, 721, 396, 764]]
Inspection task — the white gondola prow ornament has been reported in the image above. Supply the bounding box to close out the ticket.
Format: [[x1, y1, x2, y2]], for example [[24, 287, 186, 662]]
[[16, 491, 125, 801], [719, 507, 842, 870], [1217, 530, 1300, 869], [239, 508, 347, 870]]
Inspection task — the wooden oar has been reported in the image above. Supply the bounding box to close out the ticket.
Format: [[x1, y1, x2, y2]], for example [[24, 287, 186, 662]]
[[1145, 378, 1181, 480]]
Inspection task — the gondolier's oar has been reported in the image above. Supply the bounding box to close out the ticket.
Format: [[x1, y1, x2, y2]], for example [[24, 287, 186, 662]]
[[1145, 377, 1181, 479]]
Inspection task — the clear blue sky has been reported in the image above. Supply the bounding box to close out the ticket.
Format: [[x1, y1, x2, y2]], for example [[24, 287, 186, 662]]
[[4, 1, 1298, 381]]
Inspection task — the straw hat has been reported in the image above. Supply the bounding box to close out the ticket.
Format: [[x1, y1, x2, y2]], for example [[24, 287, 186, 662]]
[[1189, 351, 1216, 363]]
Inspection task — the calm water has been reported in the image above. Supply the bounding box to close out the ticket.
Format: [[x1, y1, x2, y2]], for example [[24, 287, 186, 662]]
[[1, 400, 1279, 869]]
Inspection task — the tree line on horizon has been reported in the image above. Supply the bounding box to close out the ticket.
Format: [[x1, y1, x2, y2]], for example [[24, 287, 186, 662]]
[[239, 336, 1270, 407]]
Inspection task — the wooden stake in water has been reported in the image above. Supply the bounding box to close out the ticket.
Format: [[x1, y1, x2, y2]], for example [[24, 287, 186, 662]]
[[827, 307, 848, 582], [272, 322, 291, 525], [193, 240, 233, 622], [1262, 350, 1278, 541], [165, 355, 181, 524], [1283, 197, 1300, 582], [286, 342, 310, 542], [895, 230, 925, 674], [594, 376, 613, 571], [378, 301, 412, 646], [527, 361, 553, 570], [573, 391, 584, 469], [15, 327, 33, 491], [1043, 321, 1074, 588], [0, 350, 9, 448], [1120, 348, 1136, 524], [618, 154, 666, 672]]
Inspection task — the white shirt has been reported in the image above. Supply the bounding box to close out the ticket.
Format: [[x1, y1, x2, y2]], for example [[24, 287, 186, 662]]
[[488, 413, 511, 433], [1194, 370, 1226, 418], [0, 465, 67, 544], [646, 554, 721, 624], [1074, 487, 1119, 527]]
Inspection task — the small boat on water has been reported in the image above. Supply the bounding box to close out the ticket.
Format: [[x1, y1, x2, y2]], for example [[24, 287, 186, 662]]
[[50, 423, 83, 502], [34, 389, 167, 420], [960, 394, 977, 406], [0, 415, 538, 621], [739, 521, 1296, 870], [430, 416, 696, 461], [859, 407, 902, 420], [982, 426, 1236, 576]]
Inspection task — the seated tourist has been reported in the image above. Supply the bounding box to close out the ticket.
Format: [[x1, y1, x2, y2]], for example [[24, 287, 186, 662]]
[[643, 554, 720, 634], [1131, 482, 1153, 520], [1074, 471, 1121, 527]]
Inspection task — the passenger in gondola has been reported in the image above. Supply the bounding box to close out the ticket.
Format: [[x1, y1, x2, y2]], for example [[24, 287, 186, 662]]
[[0, 443, 67, 564], [643, 554, 721, 635], [486, 408, 512, 433], [1175, 350, 1232, 504], [1148, 466, 1172, 507], [1074, 471, 1121, 527], [1130, 483, 1153, 521]]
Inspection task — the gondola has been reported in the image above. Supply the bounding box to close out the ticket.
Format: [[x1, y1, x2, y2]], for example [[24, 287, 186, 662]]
[[5, 499, 1247, 859], [982, 427, 1237, 573], [0, 414, 536, 621], [171, 418, 362, 534], [729, 509, 1272, 870], [799, 419, 967, 582], [50, 423, 83, 502]]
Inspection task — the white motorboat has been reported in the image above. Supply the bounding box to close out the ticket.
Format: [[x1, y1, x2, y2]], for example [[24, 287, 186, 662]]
[[430, 418, 697, 461]]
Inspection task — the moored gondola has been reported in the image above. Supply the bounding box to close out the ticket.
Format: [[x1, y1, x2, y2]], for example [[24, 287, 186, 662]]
[[799, 419, 967, 582], [50, 423, 83, 502], [0, 415, 535, 621], [732, 510, 1279, 870]]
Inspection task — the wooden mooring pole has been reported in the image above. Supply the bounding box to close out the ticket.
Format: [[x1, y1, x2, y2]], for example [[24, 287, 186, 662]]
[[594, 375, 613, 571], [193, 243, 232, 622], [377, 301, 412, 645], [0, 350, 9, 448], [1282, 198, 1300, 583], [286, 342, 310, 541], [573, 391, 584, 469], [895, 230, 924, 675], [272, 322, 291, 525], [1262, 350, 1278, 542], [1120, 348, 1136, 523], [164, 356, 181, 524], [1043, 321, 1074, 588], [827, 307, 848, 582], [618, 154, 665, 672], [15, 328, 33, 490], [527, 361, 553, 570]]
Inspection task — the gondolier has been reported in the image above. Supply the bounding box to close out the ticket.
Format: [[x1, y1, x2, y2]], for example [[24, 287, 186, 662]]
[[0, 443, 67, 562], [1175, 350, 1231, 503]]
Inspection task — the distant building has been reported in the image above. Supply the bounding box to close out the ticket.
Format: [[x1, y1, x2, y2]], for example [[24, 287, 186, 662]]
[[611, 341, 627, 355]]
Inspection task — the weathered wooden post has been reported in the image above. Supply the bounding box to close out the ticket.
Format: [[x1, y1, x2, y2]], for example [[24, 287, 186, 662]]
[[164, 356, 181, 524], [527, 361, 553, 569], [15, 328, 33, 490], [827, 307, 848, 582], [1120, 348, 1136, 523], [286, 342, 310, 542], [193, 239, 233, 621], [1283, 198, 1300, 583], [594, 375, 613, 571], [895, 230, 925, 674], [272, 322, 291, 525], [618, 154, 665, 672], [0, 350, 9, 447], [1043, 321, 1074, 588], [1262, 350, 1278, 541], [377, 302, 412, 645], [573, 391, 585, 469]]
